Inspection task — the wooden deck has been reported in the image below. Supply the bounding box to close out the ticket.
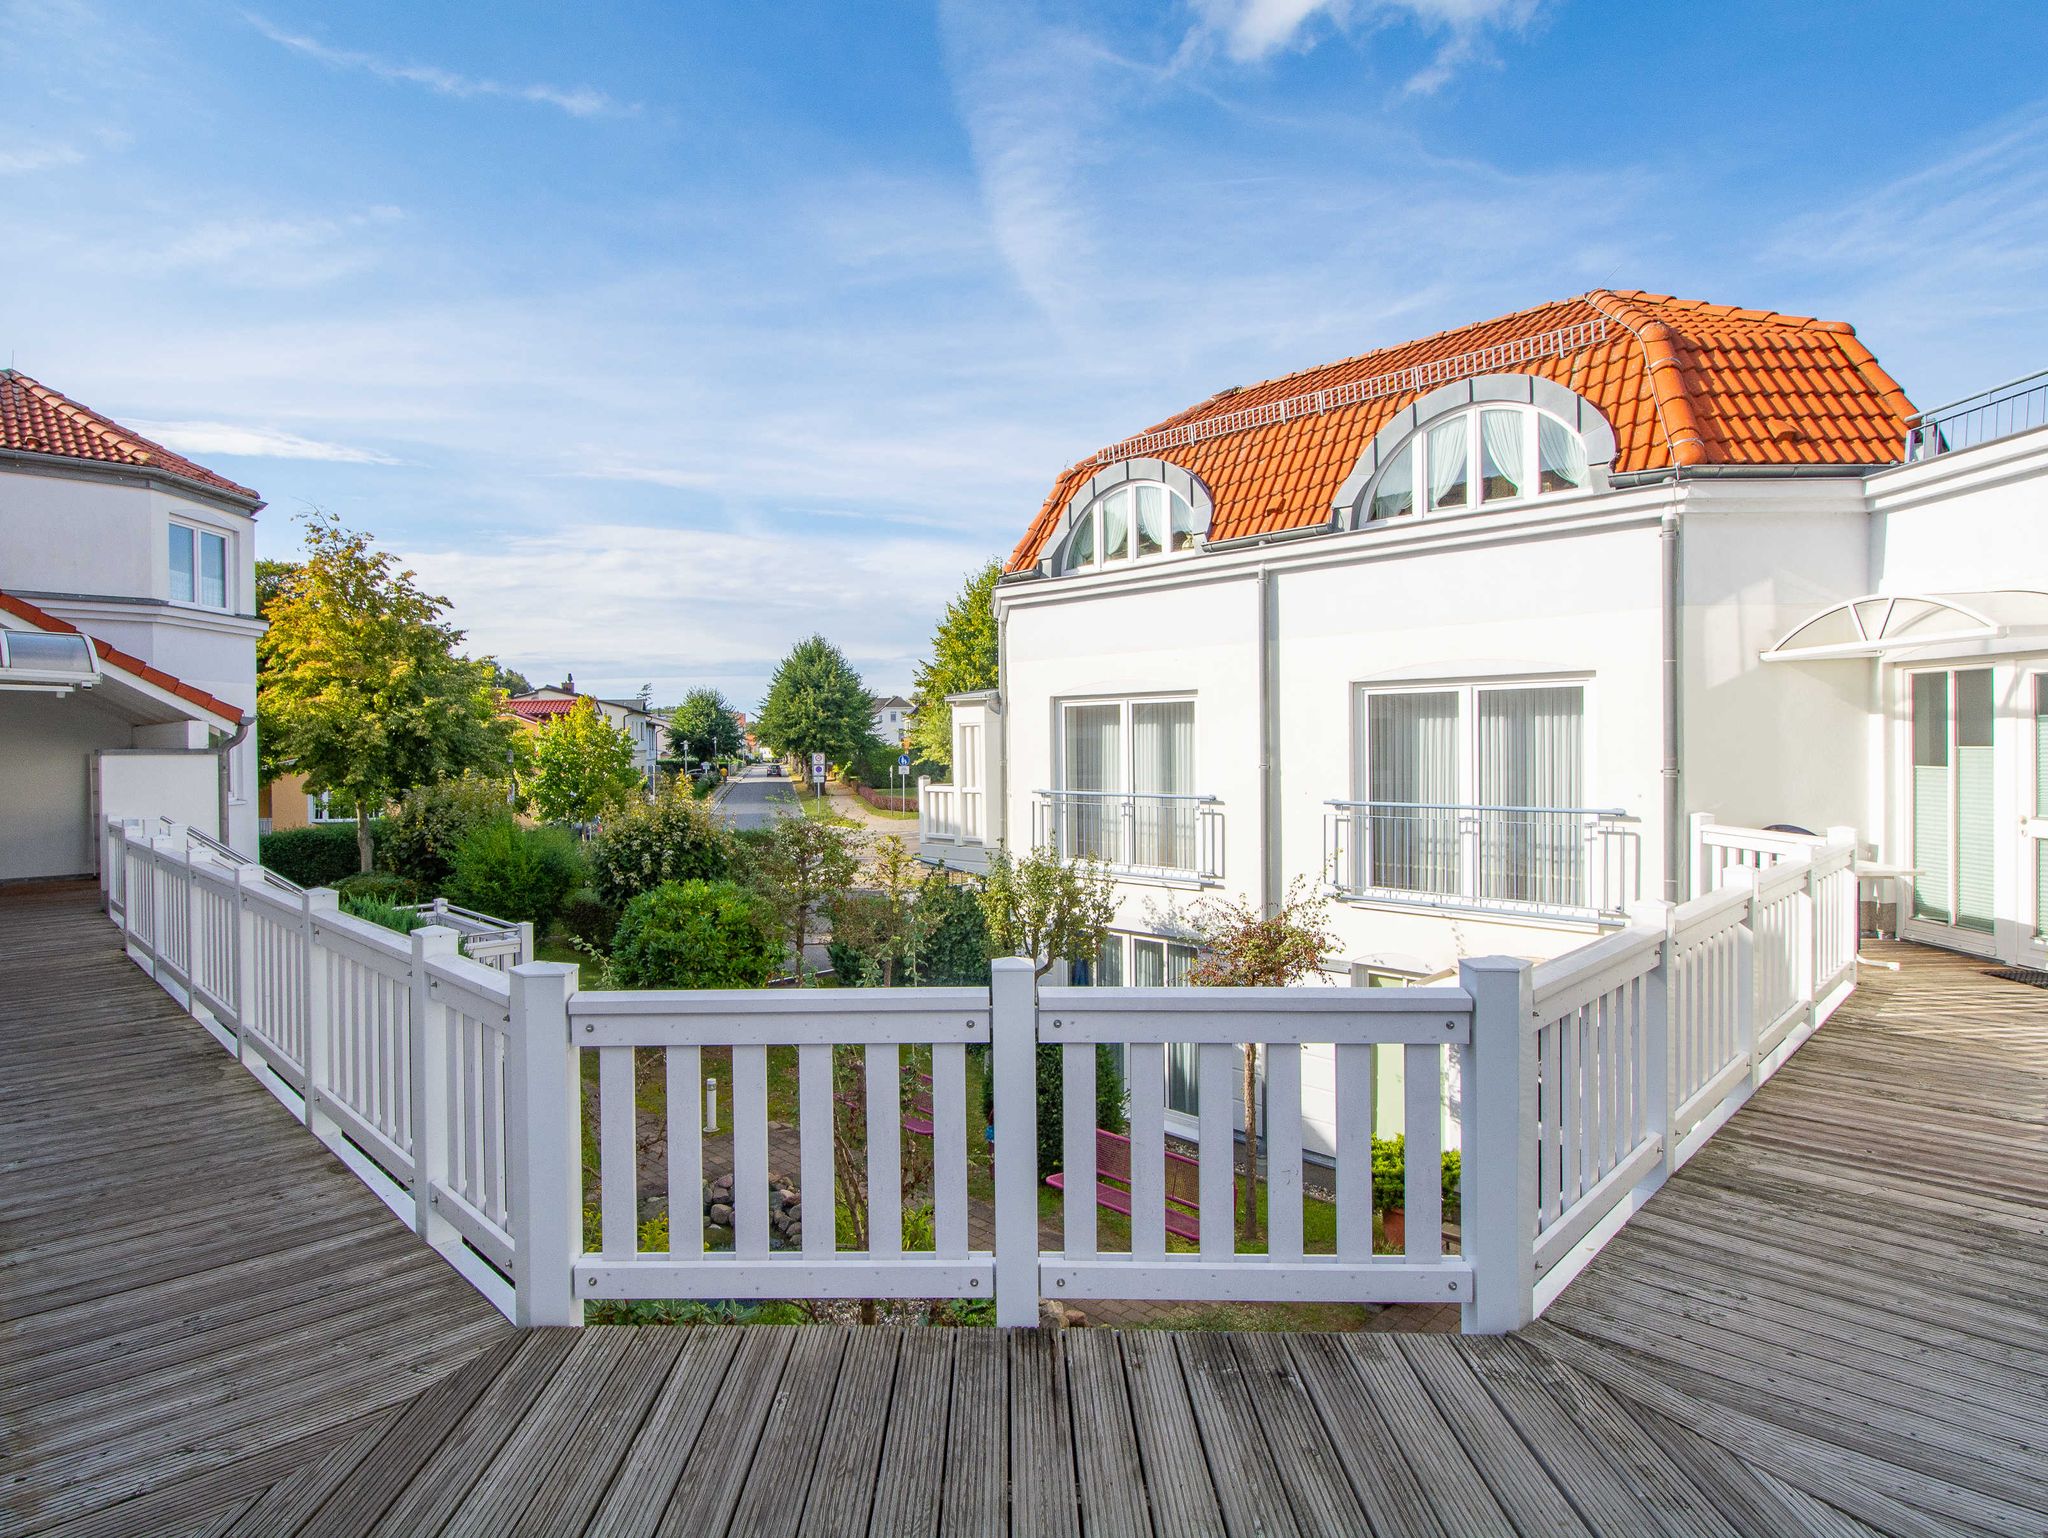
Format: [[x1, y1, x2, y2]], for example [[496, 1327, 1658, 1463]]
[[3, 880, 2045, 1537]]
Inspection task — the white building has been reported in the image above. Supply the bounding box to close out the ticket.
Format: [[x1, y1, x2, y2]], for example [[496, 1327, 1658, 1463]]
[[919, 291, 2048, 1148], [505, 678, 664, 792], [872, 694, 912, 748], [0, 371, 261, 880]]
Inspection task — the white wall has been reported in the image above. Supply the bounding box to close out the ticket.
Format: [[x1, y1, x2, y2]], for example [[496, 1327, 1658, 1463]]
[[0, 693, 129, 878]]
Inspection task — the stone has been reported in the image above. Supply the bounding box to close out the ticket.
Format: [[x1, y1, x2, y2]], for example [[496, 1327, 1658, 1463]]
[[709, 1202, 733, 1226]]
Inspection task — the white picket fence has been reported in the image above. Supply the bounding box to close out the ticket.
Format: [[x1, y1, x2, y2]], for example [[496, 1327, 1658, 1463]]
[[100, 814, 1858, 1331]]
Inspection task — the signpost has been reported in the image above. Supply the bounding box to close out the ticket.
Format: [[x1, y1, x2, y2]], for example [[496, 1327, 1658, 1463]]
[[810, 751, 826, 791], [896, 752, 910, 802]]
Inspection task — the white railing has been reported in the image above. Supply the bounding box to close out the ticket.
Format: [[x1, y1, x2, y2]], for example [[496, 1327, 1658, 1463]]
[[1904, 367, 2048, 460], [917, 778, 963, 842], [1032, 790, 1225, 882], [1325, 799, 1639, 921], [99, 813, 1857, 1335], [401, 897, 532, 971]]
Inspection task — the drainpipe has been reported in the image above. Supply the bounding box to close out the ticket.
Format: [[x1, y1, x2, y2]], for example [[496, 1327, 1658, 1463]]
[[1660, 497, 1682, 901], [217, 714, 252, 849], [1258, 568, 1279, 918]]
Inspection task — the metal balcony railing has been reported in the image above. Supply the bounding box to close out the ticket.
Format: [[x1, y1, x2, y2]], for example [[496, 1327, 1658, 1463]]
[[1033, 790, 1223, 881], [1323, 799, 1639, 921], [1904, 369, 2048, 461]]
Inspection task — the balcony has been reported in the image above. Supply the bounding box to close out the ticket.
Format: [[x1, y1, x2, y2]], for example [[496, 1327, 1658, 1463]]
[[916, 776, 992, 873], [1032, 789, 1224, 883], [1904, 367, 2048, 460], [1324, 799, 1639, 922]]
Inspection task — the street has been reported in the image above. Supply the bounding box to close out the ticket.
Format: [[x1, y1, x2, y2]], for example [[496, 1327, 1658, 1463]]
[[707, 761, 797, 830]]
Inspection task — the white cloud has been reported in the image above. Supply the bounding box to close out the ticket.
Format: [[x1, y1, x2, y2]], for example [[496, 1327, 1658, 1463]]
[[0, 140, 85, 175], [245, 14, 631, 119], [125, 421, 401, 465], [1187, 0, 1538, 69]]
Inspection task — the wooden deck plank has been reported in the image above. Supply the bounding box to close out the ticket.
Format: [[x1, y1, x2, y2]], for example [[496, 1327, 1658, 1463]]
[[1060, 1330, 1155, 1538], [1227, 1332, 1374, 1538], [1174, 1331, 1306, 1538], [1283, 1333, 1452, 1538], [939, 1326, 1009, 1537], [508, 1333, 686, 1538], [865, 1329, 953, 1538], [1119, 1331, 1228, 1538], [579, 1328, 745, 1538], [724, 1327, 850, 1538], [653, 1327, 797, 1538], [1008, 1328, 1082, 1538], [794, 1329, 900, 1538]]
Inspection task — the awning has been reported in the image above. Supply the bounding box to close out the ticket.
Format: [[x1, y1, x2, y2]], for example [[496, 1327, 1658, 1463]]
[[0, 629, 98, 692], [1761, 591, 2048, 662]]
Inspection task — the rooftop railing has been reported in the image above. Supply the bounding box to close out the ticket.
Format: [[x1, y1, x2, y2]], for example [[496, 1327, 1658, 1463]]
[[101, 812, 1856, 1334], [1904, 368, 2048, 461]]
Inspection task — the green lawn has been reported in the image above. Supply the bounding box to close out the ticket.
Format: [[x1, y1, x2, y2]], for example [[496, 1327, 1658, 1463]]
[[797, 792, 859, 827]]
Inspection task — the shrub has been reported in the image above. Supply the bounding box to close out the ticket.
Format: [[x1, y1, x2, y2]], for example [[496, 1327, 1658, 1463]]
[[340, 893, 425, 936], [1030, 1043, 1127, 1177], [335, 870, 417, 903], [260, 822, 384, 887], [911, 878, 989, 986], [446, 818, 584, 930], [587, 790, 733, 910], [611, 880, 782, 989], [558, 887, 621, 952], [382, 778, 511, 891], [1370, 1136, 1461, 1215]]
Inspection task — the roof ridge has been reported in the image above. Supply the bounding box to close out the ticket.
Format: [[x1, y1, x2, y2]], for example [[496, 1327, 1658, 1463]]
[[1584, 290, 1706, 469], [0, 371, 263, 505]]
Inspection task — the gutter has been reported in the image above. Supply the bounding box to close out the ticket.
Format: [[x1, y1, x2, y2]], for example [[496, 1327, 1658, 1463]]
[[1610, 463, 1893, 487], [1257, 569, 1280, 918], [216, 715, 252, 847]]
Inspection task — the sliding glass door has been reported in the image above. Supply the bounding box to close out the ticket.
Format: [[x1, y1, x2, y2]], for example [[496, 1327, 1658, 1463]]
[[1910, 668, 1995, 934]]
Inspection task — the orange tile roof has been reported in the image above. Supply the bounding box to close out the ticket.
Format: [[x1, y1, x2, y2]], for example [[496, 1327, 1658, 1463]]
[[502, 696, 584, 720], [1006, 290, 1918, 572], [0, 369, 262, 506], [0, 590, 245, 725]]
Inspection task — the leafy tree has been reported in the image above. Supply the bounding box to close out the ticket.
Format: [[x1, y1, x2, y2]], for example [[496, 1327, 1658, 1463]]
[[827, 835, 927, 986], [254, 558, 300, 619], [586, 785, 733, 909], [383, 776, 514, 890], [1181, 878, 1337, 1238], [746, 815, 863, 982], [446, 818, 585, 930], [908, 561, 999, 769], [756, 634, 874, 794], [668, 686, 744, 766], [258, 513, 510, 872], [529, 698, 642, 824], [977, 845, 1119, 1175], [489, 661, 533, 696]]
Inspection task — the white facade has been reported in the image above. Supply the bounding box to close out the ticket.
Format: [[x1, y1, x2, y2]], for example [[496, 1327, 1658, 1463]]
[[872, 695, 911, 748], [922, 388, 2048, 1154], [1, 454, 260, 879]]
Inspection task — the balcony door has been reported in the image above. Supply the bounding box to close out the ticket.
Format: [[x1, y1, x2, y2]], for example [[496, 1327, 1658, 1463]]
[[1059, 697, 1196, 870], [1909, 668, 1995, 938], [2031, 672, 2048, 950]]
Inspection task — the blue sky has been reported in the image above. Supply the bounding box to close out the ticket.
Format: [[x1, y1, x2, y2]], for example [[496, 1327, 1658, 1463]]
[[5, 0, 2047, 708]]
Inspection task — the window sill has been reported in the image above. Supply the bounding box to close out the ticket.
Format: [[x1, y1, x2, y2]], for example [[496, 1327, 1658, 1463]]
[[1102, 867, 1219, 892]]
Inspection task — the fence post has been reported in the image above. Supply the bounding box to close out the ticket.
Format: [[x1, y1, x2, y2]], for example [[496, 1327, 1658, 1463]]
[[302, 888, 341, 1144], [233, 865, 265, 1064], [1459, 955, 1535, 1333], [1721, 868, 1759, 1085], [516, 920, 536, 967], [1825, 826, 1859, 982], [148, 834, 180, 979], [1688, 812, 1714, 899], [990, 956, 1040, 1328], [507, 960, 582, 1327], [410, 925, 464, 1253], [1627, 900, 1675, 1174], [121, 827, 145, 958]]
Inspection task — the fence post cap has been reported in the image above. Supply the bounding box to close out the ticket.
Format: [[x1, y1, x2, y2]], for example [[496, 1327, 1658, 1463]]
[[234, 863, 268, 887], [1718, 866, 1758, 890], [411, 923, 463, 958], [1626, 896, 1674, 928], [304, 887, 341, 912], [989, 954, 1037, 976], [510, 960, 578, 979], [1456, 954, 1530, 977]]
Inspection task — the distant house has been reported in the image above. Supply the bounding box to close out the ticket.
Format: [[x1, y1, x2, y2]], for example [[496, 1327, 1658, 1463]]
[[505, 677, 662, 794], [871, 694, 912, 747], [0, 371, 261, 879]]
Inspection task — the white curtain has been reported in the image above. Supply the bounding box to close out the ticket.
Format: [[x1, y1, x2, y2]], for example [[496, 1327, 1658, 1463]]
[[1135, 483, 1166, 556], [1366, 691, 1458, 893], [1063, 704, 1121, 861], [1476, 686, 1583, 904], [1065, 509, 1095, 571], [1133, 701, 1195, 868], [1369, 440, 1414, 522], [1170, 489, 1200, 550], [1100, 488, 1130, 561], [1427, 417, 1469, 510], [1479, 409, 1525, 501], [1538, 413, 1588, 492]]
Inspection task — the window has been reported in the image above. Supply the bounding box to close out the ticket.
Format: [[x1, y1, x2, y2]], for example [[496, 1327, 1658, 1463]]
[[1361, 404, 1588, 526], [1062, 480, 1202, 573], [1910, 668, 1994, 933], [1057, 697, 1197, 870], [1353, 681, 1590, 909], [170, 523, 229, 608], [1071, 932, 1199, 1116]]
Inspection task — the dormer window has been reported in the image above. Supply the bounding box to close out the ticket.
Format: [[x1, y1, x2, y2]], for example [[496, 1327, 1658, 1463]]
[[1360, 404, 1589, 527], [1062, 480, 1202, 574]]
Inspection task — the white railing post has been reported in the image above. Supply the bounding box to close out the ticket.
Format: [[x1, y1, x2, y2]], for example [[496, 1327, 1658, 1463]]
[[1688, 811, 1714, 898], [1825, 826, 1859, 983], [1795, 859, 1818, 1032], [232, 865, 265, 1063], [516, 920, 535, 967], [990, 955, 1040, 1327], [302, 888, 341, 1143], [409, 925, 464, 1253], [1460, 955, 1536, 1333], [1720, 868, 1760, 1085], [1628, 899, 1675, 1173], [507, 960, 582, 1327], [148, 834, 180, 978]]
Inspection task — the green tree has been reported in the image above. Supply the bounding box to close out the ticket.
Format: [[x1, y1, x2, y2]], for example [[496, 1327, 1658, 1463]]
[[978, 845, 1120, 1176], [529, 698, 643, 824], [908, 561, 999, 770], [667, 686, 744, 767], [827, 835, 928, 986], [258, 513, 510, 872], [747, 814, 863, 982], [756, 634, 874, 794], [1181, 878, 1337, 1238]]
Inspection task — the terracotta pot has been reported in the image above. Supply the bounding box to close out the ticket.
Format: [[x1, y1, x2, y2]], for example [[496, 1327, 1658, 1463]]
[[1380, 1208, 1406, 1253]]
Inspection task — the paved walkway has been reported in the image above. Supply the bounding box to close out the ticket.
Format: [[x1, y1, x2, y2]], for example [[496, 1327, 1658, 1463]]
[[6, 883, 2047, 1536]]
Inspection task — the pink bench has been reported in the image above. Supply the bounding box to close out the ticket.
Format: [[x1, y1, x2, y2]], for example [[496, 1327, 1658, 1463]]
[[903, 1073, 935, 1138], [1046, 1128, 1225, 1244]]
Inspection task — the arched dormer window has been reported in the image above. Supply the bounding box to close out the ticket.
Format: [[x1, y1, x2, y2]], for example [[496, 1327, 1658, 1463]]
[[1334, 376, 1617, 529], [1047, 458, 1213, 576]]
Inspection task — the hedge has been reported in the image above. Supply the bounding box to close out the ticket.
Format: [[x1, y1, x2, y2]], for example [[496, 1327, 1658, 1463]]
[[259, 822, 386, 888]]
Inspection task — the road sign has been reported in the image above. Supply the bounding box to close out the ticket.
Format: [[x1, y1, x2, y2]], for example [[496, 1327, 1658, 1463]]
[[810, 752, 826, 784], [897, 753, 911, 769]]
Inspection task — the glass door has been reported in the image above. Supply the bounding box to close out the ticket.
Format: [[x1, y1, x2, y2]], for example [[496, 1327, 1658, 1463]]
[[2030, 673, 2048, 947], [1910, 668, 1996, 936]]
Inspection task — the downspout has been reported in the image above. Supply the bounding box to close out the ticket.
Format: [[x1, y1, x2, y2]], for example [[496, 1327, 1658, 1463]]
[[1258, 567, 1279, 918], [216, 714, 252, 848], [1660, 495, 1682, 901]]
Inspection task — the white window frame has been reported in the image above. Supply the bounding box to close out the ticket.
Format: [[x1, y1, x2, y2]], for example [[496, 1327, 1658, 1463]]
[[168, 519, 233, 611], [1060, 479, 1204, 574], [1356, 402, 1590, 528], [1052, 692, 1207, 879], [1071, 930, 1202, 1123]]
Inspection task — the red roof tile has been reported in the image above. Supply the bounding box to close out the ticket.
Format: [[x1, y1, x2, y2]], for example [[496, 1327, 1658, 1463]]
[[502, 697, 583, 720], [0, 590, 244, 725], [1006, 290, 1919, 572], [0, 370, 261, 506]]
